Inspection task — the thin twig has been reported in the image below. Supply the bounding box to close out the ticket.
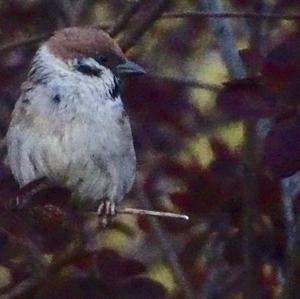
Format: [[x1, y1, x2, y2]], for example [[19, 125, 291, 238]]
[[108, 0, 144, 37], [88, 208, 189, 220], [71, 0, 90, 25], [162, 11, 300, 20], [0, 33, 51, 53], [58, 0, 74, 26], [200, 3, 246, 79], [119, 0, 171, 52], [0, 23, 110, 54], [117, 207, 189, 220], [151, 74, 221, 92], [2, 10, 299, 54]]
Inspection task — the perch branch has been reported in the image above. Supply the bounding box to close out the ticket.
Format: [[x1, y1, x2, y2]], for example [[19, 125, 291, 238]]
[[117, 207, 189, 220], [88, 208, 189, 220]]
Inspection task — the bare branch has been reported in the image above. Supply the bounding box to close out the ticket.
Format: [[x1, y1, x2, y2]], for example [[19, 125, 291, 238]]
[[58, 0, 74, 26], [162, 11, 300, 21], [71, 0, 91, 25], [88, 208, 189, 220], [119, 0, 171, 52], [0, 23, 110, 54], [108, 0, 144, 37], [151, 74, 221, 92], [0, 33, 51, 53], [200, 3, 246, 79], [118, 207, 189, 220]]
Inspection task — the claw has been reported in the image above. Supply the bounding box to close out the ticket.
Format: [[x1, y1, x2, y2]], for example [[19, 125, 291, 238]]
[[97, 200, 116, 227], [97, 202, 105, 215]]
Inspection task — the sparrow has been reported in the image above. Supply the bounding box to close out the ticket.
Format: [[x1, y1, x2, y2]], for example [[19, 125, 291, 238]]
[[6, 27, 145, 224]]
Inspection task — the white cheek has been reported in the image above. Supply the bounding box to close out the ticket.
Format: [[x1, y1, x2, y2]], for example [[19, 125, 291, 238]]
[[29, 46, 122, 119]]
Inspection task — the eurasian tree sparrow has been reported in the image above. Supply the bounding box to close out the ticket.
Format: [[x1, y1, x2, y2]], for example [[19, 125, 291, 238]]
[[6, 27, 145, 223]]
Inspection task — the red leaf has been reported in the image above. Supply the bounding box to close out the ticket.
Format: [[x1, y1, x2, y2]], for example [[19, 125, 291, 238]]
[[223, 233, 243, 266], [29, 186, 71, 207], [239, 48, 264, 74], [96, 249, 146, 285], [29, 204, 78, 252], [264, 117, 300, 177], [217, 78, 276, 120], [261, 35, 300, 107], [0, 211, 30, 239], [179, 235, 208, 270], [210, 140, 241, 201], [0, 227, 9, 249], [170, 192, 195, 214], [137, 215, 151, 232], [116, 277, 167, 299], [31, 204, 66, 228], [34, 277, 111, 299], [160, 213, 192, 233], [257, 174, 281, 212]]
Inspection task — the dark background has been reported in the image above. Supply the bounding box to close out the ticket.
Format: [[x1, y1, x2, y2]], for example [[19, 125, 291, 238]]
[[0, 0, 300, 298]]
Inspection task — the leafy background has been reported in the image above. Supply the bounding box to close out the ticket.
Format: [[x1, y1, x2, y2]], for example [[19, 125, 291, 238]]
[[0, 0, 300, 298]]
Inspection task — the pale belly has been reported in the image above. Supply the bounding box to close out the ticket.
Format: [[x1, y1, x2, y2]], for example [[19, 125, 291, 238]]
[[7, 117, 136, 202]]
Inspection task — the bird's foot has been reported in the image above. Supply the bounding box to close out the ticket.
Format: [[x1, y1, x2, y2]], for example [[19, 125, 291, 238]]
[[97, 200, 116, 227]]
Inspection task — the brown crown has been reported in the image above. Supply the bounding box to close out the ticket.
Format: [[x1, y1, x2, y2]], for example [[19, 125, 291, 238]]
[[46, 27, 125, 61]]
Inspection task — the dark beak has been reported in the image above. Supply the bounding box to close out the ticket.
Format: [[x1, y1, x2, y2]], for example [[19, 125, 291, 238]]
[[116, 59, 146, 77]]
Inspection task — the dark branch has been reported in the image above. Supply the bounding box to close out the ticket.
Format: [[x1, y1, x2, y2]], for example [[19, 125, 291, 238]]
[[151, 74, 221, 92], [1, 10, 300, 54], [162, 11, 300, 20], [108, 0, 145, 37], [0, 33, 51, 53], [0, 23, 109, 54], [119, 0, 171, 52]]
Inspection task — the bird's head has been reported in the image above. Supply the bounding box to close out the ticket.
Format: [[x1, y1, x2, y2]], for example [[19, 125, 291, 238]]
[[39, 27, 145, 81]]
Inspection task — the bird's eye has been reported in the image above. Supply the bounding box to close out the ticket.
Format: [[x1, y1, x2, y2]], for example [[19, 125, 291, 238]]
[[95, 55, 108, 64], [75, 58, 102, 77]]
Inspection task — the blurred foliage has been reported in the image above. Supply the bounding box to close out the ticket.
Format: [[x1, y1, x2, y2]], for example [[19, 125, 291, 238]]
[[0, 0, 300, 298]]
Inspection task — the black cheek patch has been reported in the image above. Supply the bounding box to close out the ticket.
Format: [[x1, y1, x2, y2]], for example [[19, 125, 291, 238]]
[[52, 94, 61, 104], [76, 64, 102, 77]]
